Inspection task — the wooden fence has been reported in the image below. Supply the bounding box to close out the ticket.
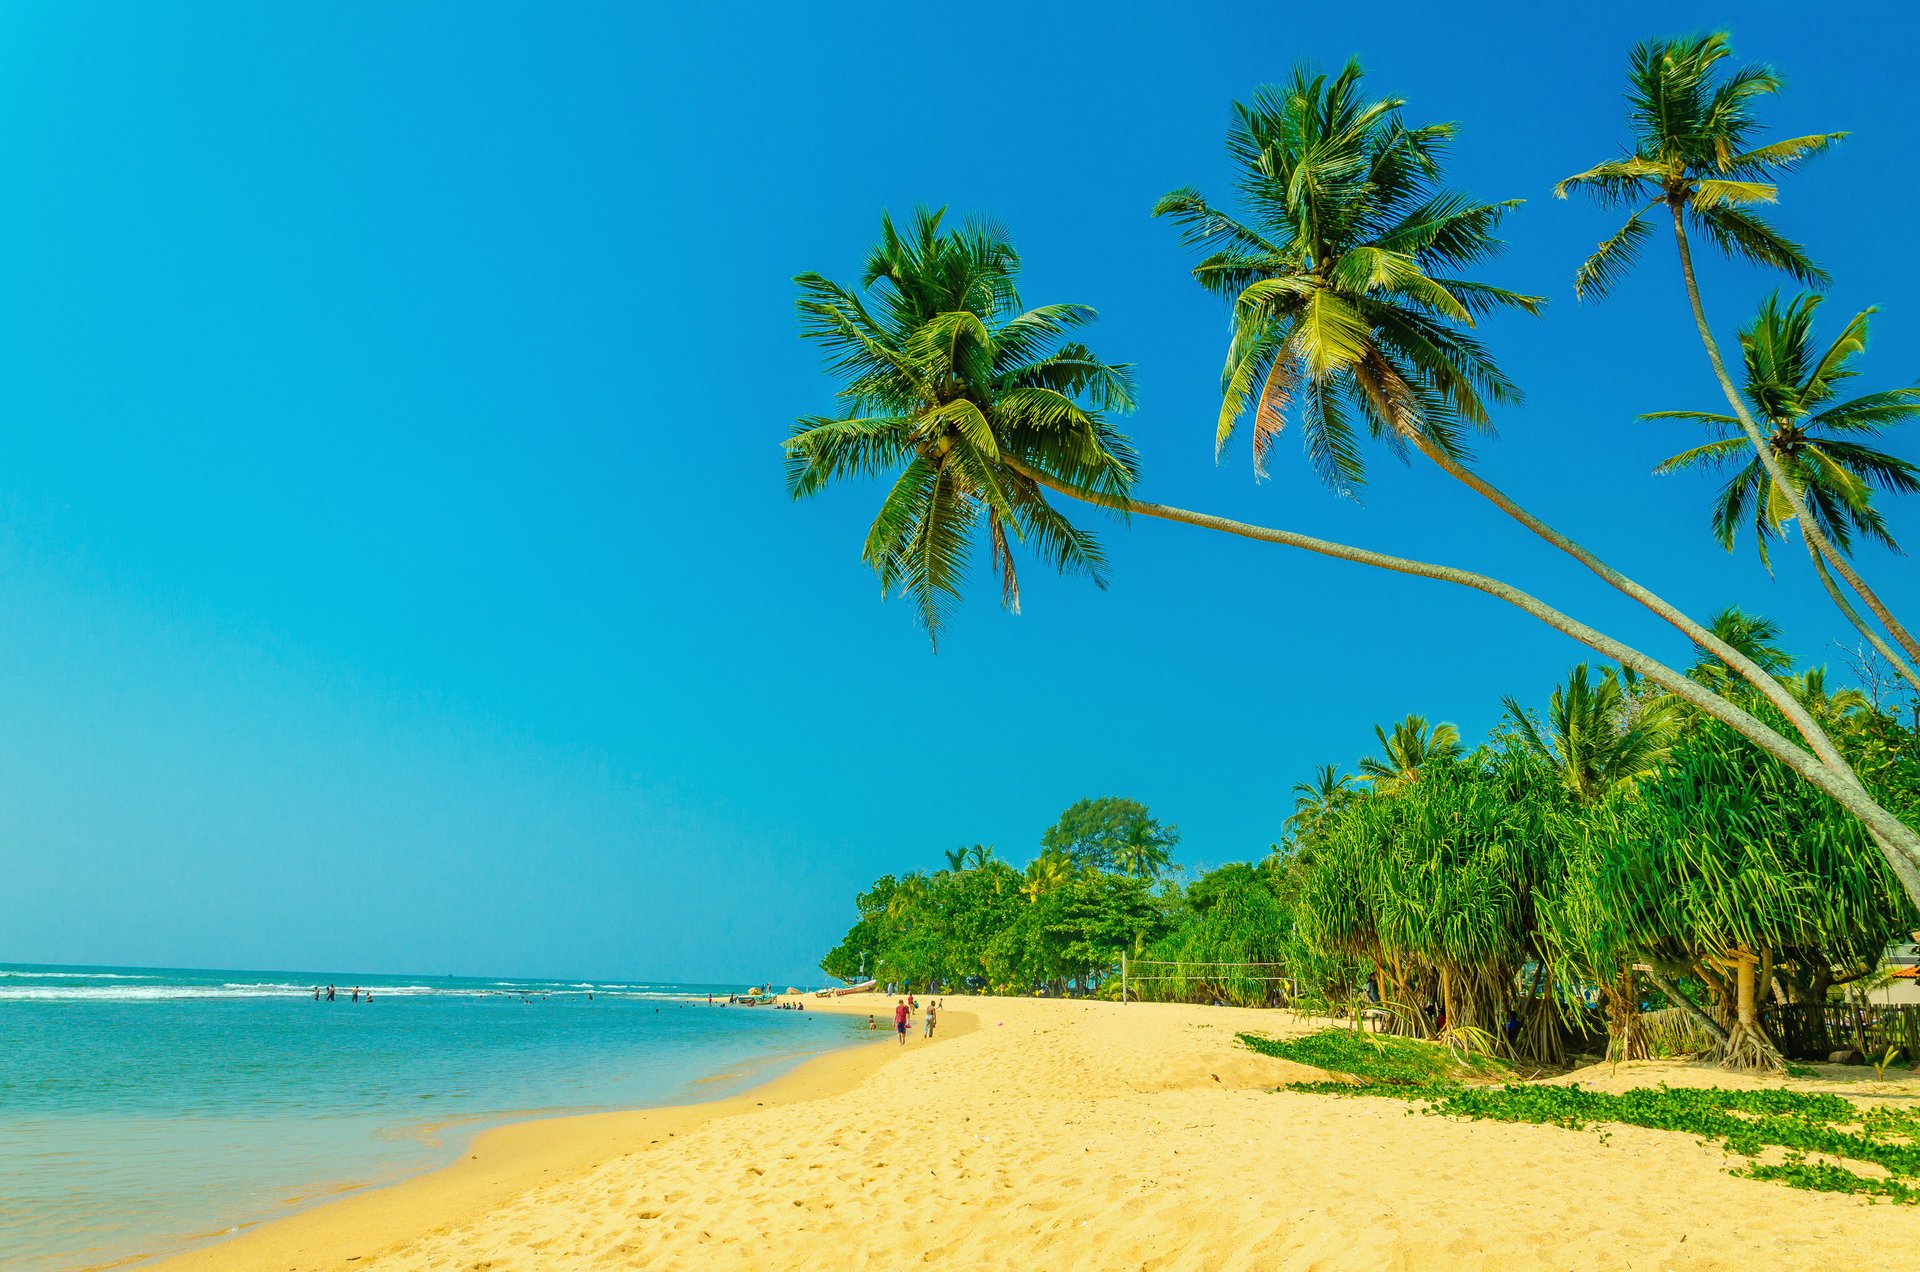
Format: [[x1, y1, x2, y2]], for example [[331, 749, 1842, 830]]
[[1762, 1002, 1920, 1061]]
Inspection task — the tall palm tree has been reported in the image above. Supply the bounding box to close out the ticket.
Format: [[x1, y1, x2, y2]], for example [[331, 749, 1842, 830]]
[[1648, 293, 1920, 691], [943, 847, 969, 872], [789, 212, 1920, 899], [1157, 60, 1868, 844], [1502, 664, 1678, 802], [1286, 764, 1356, 836], [1153, 61, 1541, 492], [1358, 714, 1461, 793], [786, 208, 1138, 646], [964, 843, 996, 870], [1557, 33, 1920, 679]]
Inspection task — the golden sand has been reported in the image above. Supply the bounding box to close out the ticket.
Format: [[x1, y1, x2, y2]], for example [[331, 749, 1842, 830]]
[[148, 993, 1920, 1271]]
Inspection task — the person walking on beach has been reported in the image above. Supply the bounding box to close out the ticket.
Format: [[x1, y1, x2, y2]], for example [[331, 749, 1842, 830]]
[[923, 1000, 938, 1039], [893, 998, 909, 1046]]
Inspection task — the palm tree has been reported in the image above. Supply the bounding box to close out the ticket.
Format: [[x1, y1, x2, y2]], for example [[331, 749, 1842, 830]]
[[1358, 714, 1461, 793], [1648, 293, 1920, 691], [964, 843, 996, 870], [1783, 666, 1870, 728], [1112, 834, 1174, 880], [887, 872, 932, 921], [943, 847, 969, 872], [1502, 665, 1678, 802], [1688, 605, 1794, 694], [786, 208, 1138, 647], [1557, 33, 1920, 681], [789, 212, 1920, 899], [1152, 61, 1541, 492], [1156, 60, 1876, 862], [1286, 764, 1356, 836], [1022, 850, 1073, 903]]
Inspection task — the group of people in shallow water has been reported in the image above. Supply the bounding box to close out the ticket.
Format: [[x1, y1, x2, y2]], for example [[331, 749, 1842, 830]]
[[311, 984, 370, 1002], [869, 995, 939, 1045]]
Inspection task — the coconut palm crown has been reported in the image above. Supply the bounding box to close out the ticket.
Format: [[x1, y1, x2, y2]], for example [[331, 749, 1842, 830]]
[[1357, 714, 1461, 793], [1154, 60, 1542, 492], [786, 209, 1139, 646], [1647, 293, 1920, 567], [1501, 664, 1678, 802], [1555, 32, 1844, 299]]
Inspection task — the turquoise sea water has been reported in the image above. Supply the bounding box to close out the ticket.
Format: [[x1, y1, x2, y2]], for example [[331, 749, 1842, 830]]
[[0, 963, 861, 1271]]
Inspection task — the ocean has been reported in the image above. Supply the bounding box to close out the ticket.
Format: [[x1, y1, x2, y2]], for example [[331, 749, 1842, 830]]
[[0, 963, 863, 1271]]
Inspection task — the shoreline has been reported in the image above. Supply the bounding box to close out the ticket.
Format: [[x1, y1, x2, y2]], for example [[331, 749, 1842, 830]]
[[138, 996, 946, 1271], [141, 993, 1920, 1270]]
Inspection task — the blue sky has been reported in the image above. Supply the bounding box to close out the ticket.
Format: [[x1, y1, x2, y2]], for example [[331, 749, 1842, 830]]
[[1, 2, 1915, 984]]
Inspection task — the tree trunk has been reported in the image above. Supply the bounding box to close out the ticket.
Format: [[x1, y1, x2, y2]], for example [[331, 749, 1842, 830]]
[[1638, 965, 1731, 1050], [1713, 951, 1785, 1073], [1004, 458, 1920, 904], [1404, 428, 1884, 780], [1669, 206, 1920, 673], [1604, 969, 1650, 1063], [1804, 533, 1920, 696]]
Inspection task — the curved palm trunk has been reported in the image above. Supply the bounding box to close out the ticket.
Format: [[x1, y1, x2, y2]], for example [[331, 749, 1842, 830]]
[[1669, 207, 1920, 671], [1404, 431, 1869, 783], [1804, 532, 1920, 697], [1003, 457, 1920, 903]]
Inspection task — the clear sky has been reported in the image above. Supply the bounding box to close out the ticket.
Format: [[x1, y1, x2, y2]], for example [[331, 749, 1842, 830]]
[[1, 2, 1915, 985]]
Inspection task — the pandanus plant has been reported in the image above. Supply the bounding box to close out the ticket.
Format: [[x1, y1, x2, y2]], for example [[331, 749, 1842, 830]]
[[785, 69, 1920, 902]]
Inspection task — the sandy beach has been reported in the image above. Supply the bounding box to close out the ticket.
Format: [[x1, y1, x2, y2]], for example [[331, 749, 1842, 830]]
[[145, 993, 1920, 1271]]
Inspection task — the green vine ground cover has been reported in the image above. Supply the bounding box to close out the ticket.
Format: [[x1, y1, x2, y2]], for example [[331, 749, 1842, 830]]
[[1241, 1029, 1920, 1203]]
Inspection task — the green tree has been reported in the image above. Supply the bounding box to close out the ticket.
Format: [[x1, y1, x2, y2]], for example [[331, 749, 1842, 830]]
[[1152, 61, 1540, 490], [1649, 294, 1920, 695], [1286, 764, 1356, 838], [1558, 33, 1920, 697], [785, 208, 1137, 646], [1358, 714, 1461, 793], [1502, 665, 1678, 803], [1040, 797, 1181, 878], [1573, 712, 1917, 1070]]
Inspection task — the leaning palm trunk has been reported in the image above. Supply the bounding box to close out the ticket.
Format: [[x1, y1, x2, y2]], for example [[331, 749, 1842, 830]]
[[1005, 457, 1920, 903], [1804, 529, 1920, 696], [1670, 209, 1920, 673], [1400, 427, 1890, 783]]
